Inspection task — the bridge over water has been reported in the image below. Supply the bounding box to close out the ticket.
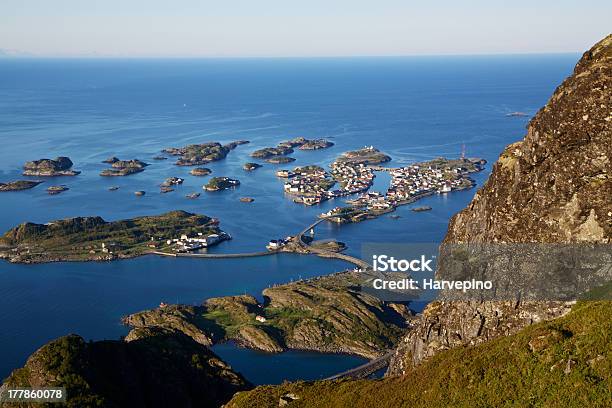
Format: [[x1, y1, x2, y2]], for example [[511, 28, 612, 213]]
[[324, 351, 395, 380], [154, 212, 372, 270]]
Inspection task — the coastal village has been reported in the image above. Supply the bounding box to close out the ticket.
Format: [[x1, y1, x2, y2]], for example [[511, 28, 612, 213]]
[[3, 141, 485, 257], [278, 147, 382, 206], [273, 146, 485, 226]]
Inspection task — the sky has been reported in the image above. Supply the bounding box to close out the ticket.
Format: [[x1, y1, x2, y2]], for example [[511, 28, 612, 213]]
[[0, 0, 610, 57]]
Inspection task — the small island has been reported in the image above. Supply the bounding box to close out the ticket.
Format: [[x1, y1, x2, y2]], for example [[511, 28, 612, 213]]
[[0, 210, 225, 263], [0, 180, 43, 192], [250, 146, 294, 159], [265, 156, 295, 164], [163, 141, 245, 166], [243, 162, 262, 171], [251, 138, 333, 160], [335, 146, 391, 165], [190, 167, 212, 176], [161, 177, 184, 187], [100, 159, 149, 176], [23, 157, 80, 177], [204, 177, 240, 191], [186, 192, 200, 199], [278, 137, 334, 150], [412, 206, 432, 212], [134, 191, 146, 196], [298, 138, 334, 150], [46, 185, 69, 195], [239, 197, 254, 203]]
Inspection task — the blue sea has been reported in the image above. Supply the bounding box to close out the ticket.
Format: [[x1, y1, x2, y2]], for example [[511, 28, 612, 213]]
[[0, 55, 577, 383]]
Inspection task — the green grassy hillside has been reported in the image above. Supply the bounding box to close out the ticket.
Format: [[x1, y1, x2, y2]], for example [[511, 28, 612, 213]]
[[227, 301, 611, 408]]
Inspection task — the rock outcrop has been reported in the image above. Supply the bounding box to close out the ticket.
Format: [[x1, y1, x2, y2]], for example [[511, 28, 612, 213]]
[[387, 35, 612, 375], [22, 157, 80, 176], [100, 158, 148, 176], [163, 142, 233, 166]]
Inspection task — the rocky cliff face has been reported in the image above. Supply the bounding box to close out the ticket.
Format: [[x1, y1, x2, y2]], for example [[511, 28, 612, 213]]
[[387, 35, 611, 375], [447, 36, 611, 244]]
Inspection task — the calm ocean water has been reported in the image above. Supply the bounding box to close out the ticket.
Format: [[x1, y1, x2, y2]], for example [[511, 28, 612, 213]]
[[0, 55, 576, 382]]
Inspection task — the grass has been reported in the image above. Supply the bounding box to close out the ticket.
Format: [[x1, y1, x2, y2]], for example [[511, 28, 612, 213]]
[[228, 301, 612, 408]]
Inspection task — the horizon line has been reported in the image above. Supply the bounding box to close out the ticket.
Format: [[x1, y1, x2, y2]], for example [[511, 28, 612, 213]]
[[0, 50, 582, 60]]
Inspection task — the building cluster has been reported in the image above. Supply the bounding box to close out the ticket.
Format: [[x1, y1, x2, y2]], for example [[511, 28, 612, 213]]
[[329, 163, 473, 214], [329, 161, 375, 194], [267, 236, 292, 250], [279, 166, 335, 205], [166, 231, 231, 252], [278, 161, 376, 206], [386, 164, 469, 202]]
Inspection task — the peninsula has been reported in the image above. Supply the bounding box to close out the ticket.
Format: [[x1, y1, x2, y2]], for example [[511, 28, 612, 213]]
[[0, 210, 226, 263], [22, 157, 80, 176], [124, 271, 411, 358]]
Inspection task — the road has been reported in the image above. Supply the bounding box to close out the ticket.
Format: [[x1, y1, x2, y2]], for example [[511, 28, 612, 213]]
[[295, 212, 372, 270], [153, 211, 372, 270], [324, 351, 395, 380]]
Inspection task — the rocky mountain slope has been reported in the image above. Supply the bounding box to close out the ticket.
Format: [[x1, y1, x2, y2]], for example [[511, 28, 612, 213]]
[[386, 34, 611, 375], [0, 329, 249, 408], [447, 37, 611, 244]]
